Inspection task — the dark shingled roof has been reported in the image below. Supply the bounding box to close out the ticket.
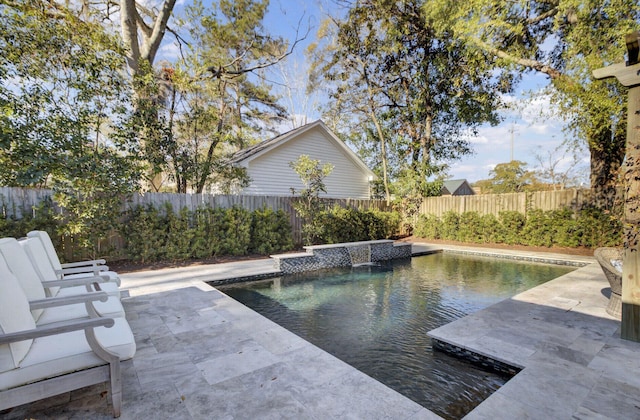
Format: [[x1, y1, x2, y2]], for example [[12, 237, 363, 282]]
[[442, 179, 471, 195]]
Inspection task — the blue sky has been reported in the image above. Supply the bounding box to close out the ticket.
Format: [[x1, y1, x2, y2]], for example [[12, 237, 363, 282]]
[[158, 0, 589, 184]]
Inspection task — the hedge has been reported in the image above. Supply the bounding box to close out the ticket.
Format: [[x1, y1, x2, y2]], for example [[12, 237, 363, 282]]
[[414, 207, 622, 249]]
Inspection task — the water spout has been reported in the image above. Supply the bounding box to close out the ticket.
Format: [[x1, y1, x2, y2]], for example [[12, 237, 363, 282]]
[[347, 244, 372, 267]]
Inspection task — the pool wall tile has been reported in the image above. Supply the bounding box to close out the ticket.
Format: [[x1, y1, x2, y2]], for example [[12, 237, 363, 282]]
[[272, 241, 412, 274]]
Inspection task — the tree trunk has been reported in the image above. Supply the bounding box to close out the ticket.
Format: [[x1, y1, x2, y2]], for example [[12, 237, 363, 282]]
[[370, 111, 390, 204], [119, 0, 176, 78], [588, 124, 625, 210]]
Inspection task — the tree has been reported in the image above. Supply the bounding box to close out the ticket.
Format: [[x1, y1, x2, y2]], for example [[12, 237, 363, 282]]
[[312, 0, 513, 201], [0, 2, 141, 256], [533, 143, 588, 190], [476, 161, 538, 193], [41, 0, 306, 193], [289, 155, 334, 245], [309, 16, 393, 203], [147, 0, 291, 193], [425, 0, 640, 208]]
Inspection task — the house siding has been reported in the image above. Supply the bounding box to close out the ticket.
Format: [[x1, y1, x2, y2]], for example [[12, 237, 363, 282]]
[[240, 126, 371, 199], [454, 183, 475, 196]]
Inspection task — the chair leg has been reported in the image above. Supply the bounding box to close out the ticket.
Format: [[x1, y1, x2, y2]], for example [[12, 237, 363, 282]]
[[109, 359, 122, 418]]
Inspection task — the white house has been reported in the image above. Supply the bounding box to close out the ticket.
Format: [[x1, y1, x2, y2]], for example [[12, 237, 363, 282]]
[[230, 120, 376, 199]]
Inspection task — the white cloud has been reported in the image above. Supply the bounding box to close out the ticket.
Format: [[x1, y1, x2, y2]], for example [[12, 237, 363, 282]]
[[157, 43, 182, 62]]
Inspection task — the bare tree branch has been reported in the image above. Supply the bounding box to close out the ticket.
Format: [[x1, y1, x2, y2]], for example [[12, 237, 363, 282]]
[[206, 15, 310, 80], [472, 37, 562, 79], [525, 6, 559, 25]]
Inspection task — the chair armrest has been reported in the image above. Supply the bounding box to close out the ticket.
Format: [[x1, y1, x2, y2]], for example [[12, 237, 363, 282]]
[[57, 265, 110, 276], [60, 259, 107, 269], [42, 275, 111, 289], [0, 317, 114, 345], [29, 291, 109, 310]]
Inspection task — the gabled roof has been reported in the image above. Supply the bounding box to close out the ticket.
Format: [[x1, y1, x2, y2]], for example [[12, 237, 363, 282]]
[[230, 120, 376, 178], [442, 179, 472, 195]]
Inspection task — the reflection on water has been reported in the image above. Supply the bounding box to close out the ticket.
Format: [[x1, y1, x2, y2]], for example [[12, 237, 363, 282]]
[[221, 253, 573, 419]]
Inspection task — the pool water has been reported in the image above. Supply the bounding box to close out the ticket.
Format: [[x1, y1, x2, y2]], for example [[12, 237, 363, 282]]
[[220, 253, 574, 419]]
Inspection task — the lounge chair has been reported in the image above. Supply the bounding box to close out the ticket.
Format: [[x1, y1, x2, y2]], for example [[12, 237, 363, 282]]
[[20, 236, 121, 299], [0, 253, 135, 417], [0, 238, 125, 325], [594, 247, 623, 318], [27, 230, 120, 286]]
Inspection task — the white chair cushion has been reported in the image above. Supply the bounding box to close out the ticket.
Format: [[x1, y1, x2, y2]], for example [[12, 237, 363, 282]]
[[27, 231, 121, 286], [0, 318, 135, 390], [20, 238, 62, 296], [0, 265, 36, 373], [20, 237, 121, 299], [26, 231, 64, 272], [0, 238, 46, 321]]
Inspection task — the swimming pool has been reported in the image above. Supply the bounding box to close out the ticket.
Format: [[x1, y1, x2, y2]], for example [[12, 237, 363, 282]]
[[220, 252, 574, 419]]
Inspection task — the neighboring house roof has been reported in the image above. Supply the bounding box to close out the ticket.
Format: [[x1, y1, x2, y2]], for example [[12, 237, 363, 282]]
[[441, 179, 474, 195], [230, 119, 376, 179]]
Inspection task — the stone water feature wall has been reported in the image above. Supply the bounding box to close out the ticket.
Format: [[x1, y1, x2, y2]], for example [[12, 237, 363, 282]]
[[272, 240, 412, 274]]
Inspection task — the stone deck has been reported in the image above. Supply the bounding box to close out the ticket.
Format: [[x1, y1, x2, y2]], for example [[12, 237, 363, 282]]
[[3, 243, 639, 419]]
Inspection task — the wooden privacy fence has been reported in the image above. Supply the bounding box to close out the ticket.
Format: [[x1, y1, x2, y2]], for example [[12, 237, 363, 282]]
[[0, 186, 602, 243], [0, 187, 393, 245], [418, 188, 595, 217]]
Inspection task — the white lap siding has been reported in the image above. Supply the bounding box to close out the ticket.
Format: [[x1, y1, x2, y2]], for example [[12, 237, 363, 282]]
[[240, 126, 371, 199]]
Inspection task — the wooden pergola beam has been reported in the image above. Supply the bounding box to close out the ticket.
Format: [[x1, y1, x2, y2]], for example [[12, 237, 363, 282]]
[[593, 31, 640, 342]]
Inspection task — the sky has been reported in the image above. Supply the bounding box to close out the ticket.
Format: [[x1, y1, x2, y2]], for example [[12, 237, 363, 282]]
[[157, 0, 590, 185]]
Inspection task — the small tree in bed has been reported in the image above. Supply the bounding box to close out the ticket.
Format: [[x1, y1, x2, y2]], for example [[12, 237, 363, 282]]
[[289, 155, 334, 245]]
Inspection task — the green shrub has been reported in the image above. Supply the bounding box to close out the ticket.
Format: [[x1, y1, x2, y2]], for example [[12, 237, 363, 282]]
[[122, 204, 166, 263], [499, 211, 526, 245], [411, 206, 623, 249], [191, 207, 216, 259], [457, 212, 483, 243], [318, 206, 401, 244], [250, 207, 293, 254], [480, 214, 502, 243], [522, 209, 555, 247], [551, 208, 580, 248], [414, 214, 440, 239], [163, 204, 193, 261], [121, 204, 294, 262], [577, 207, 623, 248], [206, 206, 252, 256], [319, 206, 364, 243], [0, 198, 58, 241], [440, 211, 459, 241], [371, 208, 402, 239]]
